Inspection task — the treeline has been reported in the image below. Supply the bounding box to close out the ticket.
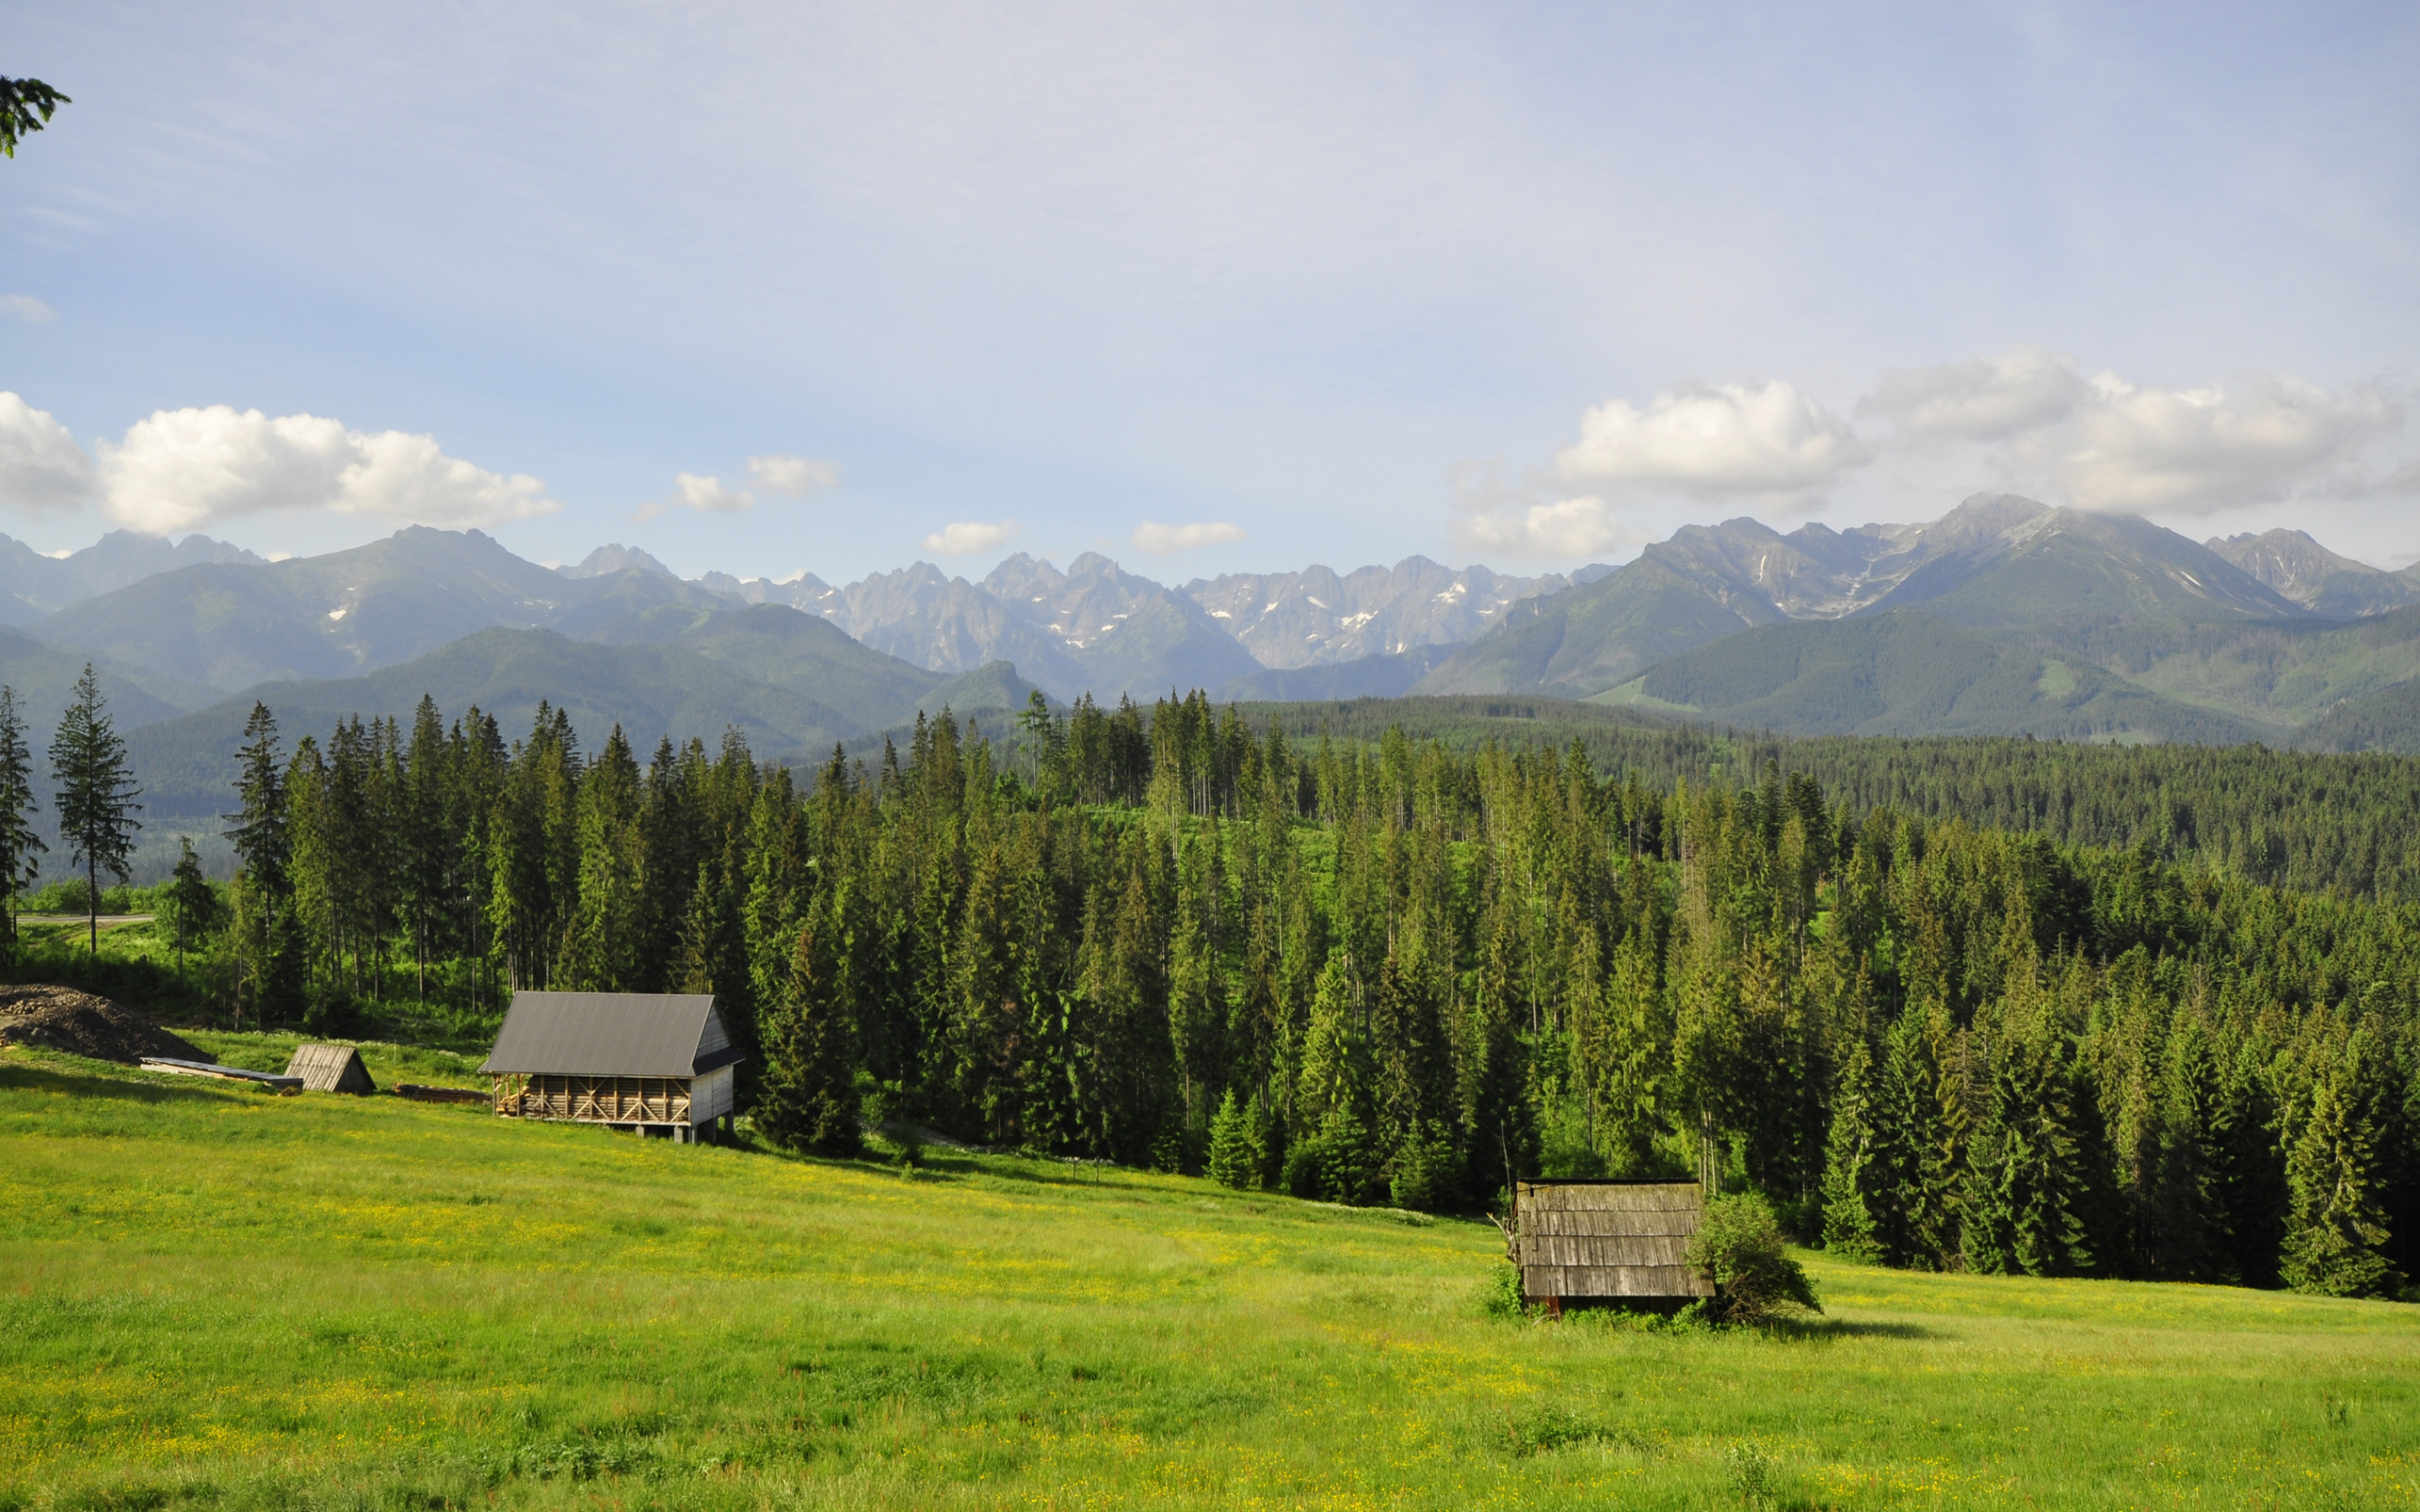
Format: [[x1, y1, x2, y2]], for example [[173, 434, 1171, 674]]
[[170, 688, 2420, 1297], [1234, 698, 2420, 900]]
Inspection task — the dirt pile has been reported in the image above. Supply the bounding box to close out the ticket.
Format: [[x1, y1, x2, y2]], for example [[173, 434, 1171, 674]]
[[0, 985, 205, 1064]]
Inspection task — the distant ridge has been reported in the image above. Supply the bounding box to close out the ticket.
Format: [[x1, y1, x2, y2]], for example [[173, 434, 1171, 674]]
[[560, 542, 678, 579], [1418, 494, 2306, 700], [6, 492, 2420, 763]]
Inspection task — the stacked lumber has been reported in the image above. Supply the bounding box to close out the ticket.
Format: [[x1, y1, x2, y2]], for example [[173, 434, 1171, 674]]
[[138, 1057, 303, 1091]]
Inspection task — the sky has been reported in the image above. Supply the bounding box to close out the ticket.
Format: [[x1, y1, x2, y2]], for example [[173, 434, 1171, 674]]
[[3, 1, 2416, 584]]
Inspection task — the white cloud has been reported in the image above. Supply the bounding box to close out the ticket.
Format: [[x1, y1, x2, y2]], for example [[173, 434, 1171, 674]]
[[1858, 345, 2088, 441], [637, 472, 754, 522], [0, 392, 100, 514], [1447, 494, 1651, 560], [95, 404, 556, 533], [340, 430, 559, 524], [1554, 380, 1869, 497], [2038, 372, 2400, 514], [638, 458, 840, 520], [921, 520, 1017, 556], [1, 295, 58, 324], [1132, 520, 1246, 553], [747, 454, 840, 496], [1854, 351, 2405, 513], [678, 472, 752, 511]]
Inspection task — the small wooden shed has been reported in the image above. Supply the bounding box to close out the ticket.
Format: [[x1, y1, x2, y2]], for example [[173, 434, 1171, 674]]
[[285, 1042, 375, 1094], [1513, 1178, 1716, 1314], [481, 991, 741, 1143]]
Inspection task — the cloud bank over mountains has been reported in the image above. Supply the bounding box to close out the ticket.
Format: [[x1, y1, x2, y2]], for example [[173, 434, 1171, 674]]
[[1452, 352, 2409, 559], [0, 394, 560, 534], [4, 346, 2409, 576]]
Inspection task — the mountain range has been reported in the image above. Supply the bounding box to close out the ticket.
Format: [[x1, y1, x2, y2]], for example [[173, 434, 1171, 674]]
[[1, 491, 2418, 867], [563, 542, 1589, 702], [1418, 494, 2420, 751]]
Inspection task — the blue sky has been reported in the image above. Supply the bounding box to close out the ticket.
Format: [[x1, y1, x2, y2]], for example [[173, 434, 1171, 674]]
[[3, 1, 2416, 582]]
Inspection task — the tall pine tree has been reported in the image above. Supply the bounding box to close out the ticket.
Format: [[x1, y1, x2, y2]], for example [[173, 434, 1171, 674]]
[[50, 665, 140, 960]]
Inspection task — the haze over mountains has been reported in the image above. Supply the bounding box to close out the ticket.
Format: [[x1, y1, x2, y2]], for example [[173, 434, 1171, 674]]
[[3, 491, 2419, 861]]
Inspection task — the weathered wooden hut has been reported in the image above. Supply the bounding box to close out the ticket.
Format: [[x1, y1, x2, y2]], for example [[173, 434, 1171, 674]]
[[1512, 1178, 1715, 1314], [481, 991, 741, 1143], [285, 1042, 375, 1093]]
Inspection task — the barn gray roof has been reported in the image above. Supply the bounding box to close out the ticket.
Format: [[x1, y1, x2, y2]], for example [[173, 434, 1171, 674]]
[[480, 992, 743, 1077]]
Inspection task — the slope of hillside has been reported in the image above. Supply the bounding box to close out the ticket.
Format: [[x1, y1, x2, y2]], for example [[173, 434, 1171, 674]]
[[1416, 550, 1789, 696], [2295, 679, 2420, 754], [0, 625, 218, 728], [590, 600, 1036, 729], [10, 1046, 2418, 1508], [1216, 645, 1452, 701], [2011, 606, 2420, 731], [1591, 610, 2282, 745], [127, 628, 863, 824], [125, 615, 1037, 827]]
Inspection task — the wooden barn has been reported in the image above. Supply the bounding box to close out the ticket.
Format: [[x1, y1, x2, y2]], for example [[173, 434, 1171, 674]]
[[1512, 1178, 1716, 1314], [285, 1042, 375, 1093], [481, 991, 741, 1143]]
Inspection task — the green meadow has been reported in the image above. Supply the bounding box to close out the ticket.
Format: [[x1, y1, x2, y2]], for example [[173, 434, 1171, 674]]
[[4, 1042, 2416, 1511]]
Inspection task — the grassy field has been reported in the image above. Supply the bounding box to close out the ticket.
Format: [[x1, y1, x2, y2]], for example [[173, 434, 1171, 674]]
[[4, 1042, 2416, 1511]]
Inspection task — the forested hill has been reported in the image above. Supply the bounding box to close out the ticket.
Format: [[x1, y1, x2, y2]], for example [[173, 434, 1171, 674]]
[[193, 686, 2420, 1300]]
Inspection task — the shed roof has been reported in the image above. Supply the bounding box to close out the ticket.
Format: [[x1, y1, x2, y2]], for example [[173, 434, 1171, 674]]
[[480, 992, 743, 1077], [285, 1042, 375, 1093]]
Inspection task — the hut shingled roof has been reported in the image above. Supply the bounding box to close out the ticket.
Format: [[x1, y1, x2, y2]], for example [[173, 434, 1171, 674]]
[[479, 992, 742, 1078], [285, 1042, 375, 1094], [1514, 1179, 1715, 1302]]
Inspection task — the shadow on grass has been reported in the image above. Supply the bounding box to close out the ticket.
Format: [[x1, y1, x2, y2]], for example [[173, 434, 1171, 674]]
[[0, 1061, 244, 1106], [1764, 1316, 1940, 1341]]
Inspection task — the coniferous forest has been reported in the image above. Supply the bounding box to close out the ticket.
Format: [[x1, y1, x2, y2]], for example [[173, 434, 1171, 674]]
[[13, 682, 2418, 1301]]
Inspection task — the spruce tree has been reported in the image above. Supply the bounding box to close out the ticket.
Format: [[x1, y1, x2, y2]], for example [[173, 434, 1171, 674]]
[[1312, 1099, 1380, 1205], [2221, 1037, 2289, 1287], [2152, 1011, 2233, 1281], [1388, 1118, 1457, 1212], [49, 665, 140, 960], [1594, 922, 1669, 1176], [2280, 1062, 2401, 1297], [223, 702, 301, 1024], [0, 685, 45, 961], [399, 696, 454, 1001], [1018, 984, 1087, 1157], [167, 837, 217, 981], [1964, 1010, 2093, 1278], [1821, 1032, 1886, 1262], [1206, 1089, 1259, 1190], [1868, 1006, 1933, 1265], [755, 890, 862, 1156], [556, 726, 644, 990]]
